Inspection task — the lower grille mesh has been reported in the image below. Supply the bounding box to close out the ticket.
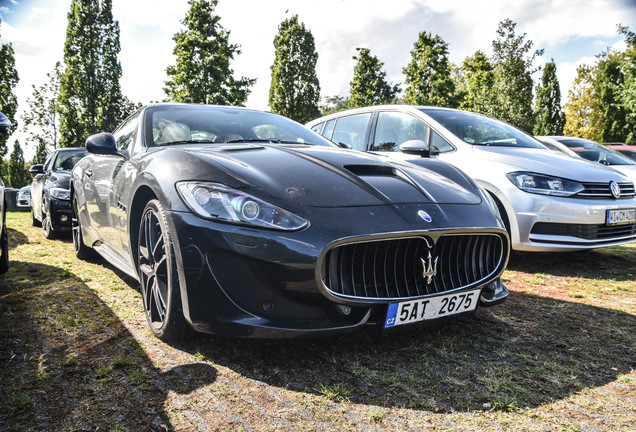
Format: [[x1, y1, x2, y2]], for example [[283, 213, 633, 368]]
[[323, 234, 505, 301]]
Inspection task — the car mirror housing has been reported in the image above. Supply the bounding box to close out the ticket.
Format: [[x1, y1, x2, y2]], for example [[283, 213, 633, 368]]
[[86, 132, 118, 155], [29, 164, 45, 174], [400, 140, 430, 157]]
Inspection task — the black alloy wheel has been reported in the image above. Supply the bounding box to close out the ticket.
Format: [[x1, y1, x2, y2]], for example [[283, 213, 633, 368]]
[[72, 196, 93, 260], [42, 215, 56, 239], [137, 199, 187, 340]]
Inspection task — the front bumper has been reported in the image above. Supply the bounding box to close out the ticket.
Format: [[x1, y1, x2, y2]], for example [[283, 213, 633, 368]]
[[46, 198, 72, 231], [167, 203, 509, 338], [502, 187, 636, 252]]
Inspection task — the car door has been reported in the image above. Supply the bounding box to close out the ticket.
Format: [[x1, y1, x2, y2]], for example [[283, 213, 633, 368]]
[[31, 153, 54, 220], [83, 113, 139, 257]]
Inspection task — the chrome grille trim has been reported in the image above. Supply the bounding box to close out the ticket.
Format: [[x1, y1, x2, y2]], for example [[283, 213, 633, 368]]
[[577, 182, 635, 198], [320, 233, 506, 302]]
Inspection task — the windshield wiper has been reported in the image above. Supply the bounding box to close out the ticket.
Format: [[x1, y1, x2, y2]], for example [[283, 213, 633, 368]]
[[225, 138, 309, 145], [157, 140, 218, 146]]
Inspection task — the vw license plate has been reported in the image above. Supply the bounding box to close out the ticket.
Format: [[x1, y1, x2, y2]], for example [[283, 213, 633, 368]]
[[384, 289, 480, 328], [606, 208, 636, 225]]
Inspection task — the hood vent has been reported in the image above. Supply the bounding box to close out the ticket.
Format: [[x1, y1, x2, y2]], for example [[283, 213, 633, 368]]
[[345, 164, 396, 177]]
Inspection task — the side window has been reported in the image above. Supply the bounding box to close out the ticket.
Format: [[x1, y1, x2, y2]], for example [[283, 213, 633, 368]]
[[113, 113, 139, 150], [310, 122, 324, 134], [373, 112, 428, 152], [322, 119, 336, 140], [43, 154, 54, 171], [430, 130, 454, 153], [331, 113, 371, 150]]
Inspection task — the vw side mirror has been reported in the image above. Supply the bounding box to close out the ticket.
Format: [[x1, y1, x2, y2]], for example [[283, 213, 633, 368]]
[[29, 164, 45, 174], [400, 140, 430, 158]]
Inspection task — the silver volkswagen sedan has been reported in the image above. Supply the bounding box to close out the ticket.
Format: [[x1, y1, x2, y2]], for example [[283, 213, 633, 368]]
[[307, 106, 636, 252]]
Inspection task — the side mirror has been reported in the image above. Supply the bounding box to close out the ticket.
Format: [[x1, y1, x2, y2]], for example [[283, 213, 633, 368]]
[[29, 164, 45, 174], [335, 141, 352, 149], [400, 139, 430, 158], [86, 132, 118, 155], [0, 112, 11, 137]]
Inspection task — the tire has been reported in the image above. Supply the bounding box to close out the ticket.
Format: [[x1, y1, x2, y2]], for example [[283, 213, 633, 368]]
[[137, 199, 188, 340], [72, 196, 94, 260], [0, 211, 8, 274], [42, 215, 56, 239], [31, 207, 42, 227]]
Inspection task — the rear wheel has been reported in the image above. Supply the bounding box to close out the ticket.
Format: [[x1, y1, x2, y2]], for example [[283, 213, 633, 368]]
[[42, 215, 56, 239], [137, 199, 188, 340], [72, 196, 94, 260]]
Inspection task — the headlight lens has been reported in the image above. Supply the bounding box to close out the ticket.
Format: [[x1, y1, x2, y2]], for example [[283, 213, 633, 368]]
[[177, 182, 308, 231], [49, 187, 71, 200], [506, 172, 584, 197]]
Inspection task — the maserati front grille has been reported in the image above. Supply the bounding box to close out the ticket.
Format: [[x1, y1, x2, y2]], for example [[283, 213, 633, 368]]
[[322, 234, 506, 301]]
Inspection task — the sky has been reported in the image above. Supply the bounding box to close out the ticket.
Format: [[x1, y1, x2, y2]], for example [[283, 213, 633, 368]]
[[0, 0, 635, 159]]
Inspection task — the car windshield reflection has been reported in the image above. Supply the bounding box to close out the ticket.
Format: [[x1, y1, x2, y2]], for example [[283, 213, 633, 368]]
[[420, 108, 545, 149]]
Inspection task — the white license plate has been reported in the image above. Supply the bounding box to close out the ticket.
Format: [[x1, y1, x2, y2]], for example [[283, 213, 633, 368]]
[[606, 208, 636, 225], [384, 289, 480, 328]]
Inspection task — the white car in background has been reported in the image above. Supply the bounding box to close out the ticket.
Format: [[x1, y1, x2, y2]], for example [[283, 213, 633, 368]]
[[536, 136, 636, 184], [17, 186, 31, 208], [307, 106, 636, 252]]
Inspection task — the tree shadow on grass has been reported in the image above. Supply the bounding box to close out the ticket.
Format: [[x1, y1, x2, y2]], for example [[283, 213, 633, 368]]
[[0, 262, 217, 431], [173, 289, 634, 413], [7, 227, 28, 250]]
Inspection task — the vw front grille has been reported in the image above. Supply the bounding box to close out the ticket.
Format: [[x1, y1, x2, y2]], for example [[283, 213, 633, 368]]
[[577, 182, 635, 198]]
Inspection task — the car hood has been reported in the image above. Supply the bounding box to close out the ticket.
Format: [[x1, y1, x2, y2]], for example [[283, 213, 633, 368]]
[[183, 144, 482, 207], [46, 170, 72, 189], [472, 146, 632, 183]]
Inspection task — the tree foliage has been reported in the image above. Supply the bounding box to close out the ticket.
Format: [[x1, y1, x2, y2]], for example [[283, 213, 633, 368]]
[[347, 48, 399, 109], [403, 32, 458, 107], [563, 65, 603, 141], [22, 62, 64, 162], [58, 0, 130, 148], [8, 140, 29, 188], [165, 0, 255, 106], [457, 50, 495, 115], [269, 14, 320, 123], [491, 19, 542, 133], [533, 60, 565, 135], [319, 95, 348, 116], [0, 22, 19, 159]]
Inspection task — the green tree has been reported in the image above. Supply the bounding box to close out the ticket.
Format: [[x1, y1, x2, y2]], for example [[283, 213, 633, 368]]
[[0, 21, 19, 160], [58, 0, 130, 148], [563, 64, 603, 141], [319, 95, 348, 116], [458, 50, 495, 115], [165, 0, 255, 105], [403, 31, 458, 107], [348, 47, 399, 108], [269, 14, 320, 123], [533, 60, 565, 135], [8, 140, 29, 188], [22, 62, 63, 162], [491, 19, 543, 132]]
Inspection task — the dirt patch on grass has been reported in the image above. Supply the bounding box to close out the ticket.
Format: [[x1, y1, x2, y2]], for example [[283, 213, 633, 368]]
[[1, 211, 634, 431]]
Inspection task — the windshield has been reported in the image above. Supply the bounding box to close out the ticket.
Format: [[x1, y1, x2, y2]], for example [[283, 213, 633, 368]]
[[420, 108, 545, 148], [555, 138, 636, 166], [53, 149, 87, 171], [146, 105, 335, 147]]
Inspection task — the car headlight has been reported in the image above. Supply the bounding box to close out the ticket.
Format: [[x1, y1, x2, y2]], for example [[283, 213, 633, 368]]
[[506, 172, 584, 197], [177, 182, 308, 231], [49, 187, 71, 200]]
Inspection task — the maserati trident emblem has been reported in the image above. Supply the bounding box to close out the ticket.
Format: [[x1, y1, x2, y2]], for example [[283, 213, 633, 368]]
[[610, 181, 621, 199], [420, 251, 439, 285]]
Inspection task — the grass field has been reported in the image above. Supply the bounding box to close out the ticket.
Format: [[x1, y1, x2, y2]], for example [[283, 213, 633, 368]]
[[1, 210, 634, 431]]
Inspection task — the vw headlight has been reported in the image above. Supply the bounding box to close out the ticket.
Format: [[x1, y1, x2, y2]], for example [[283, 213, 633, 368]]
[[177, 182, 308, 231], [506, 172, 584, 197], [49, 187, 71, 200]]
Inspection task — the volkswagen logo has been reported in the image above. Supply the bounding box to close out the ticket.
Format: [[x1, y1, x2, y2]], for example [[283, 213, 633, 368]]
[[610, 181, 621, 199], [418, 210, 432, 222]]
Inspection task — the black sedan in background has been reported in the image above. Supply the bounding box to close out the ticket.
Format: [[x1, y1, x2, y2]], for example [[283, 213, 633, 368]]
[[0, 111, 10, 273], [72, 103, 510, 340], [30, 148, 87, 239]]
